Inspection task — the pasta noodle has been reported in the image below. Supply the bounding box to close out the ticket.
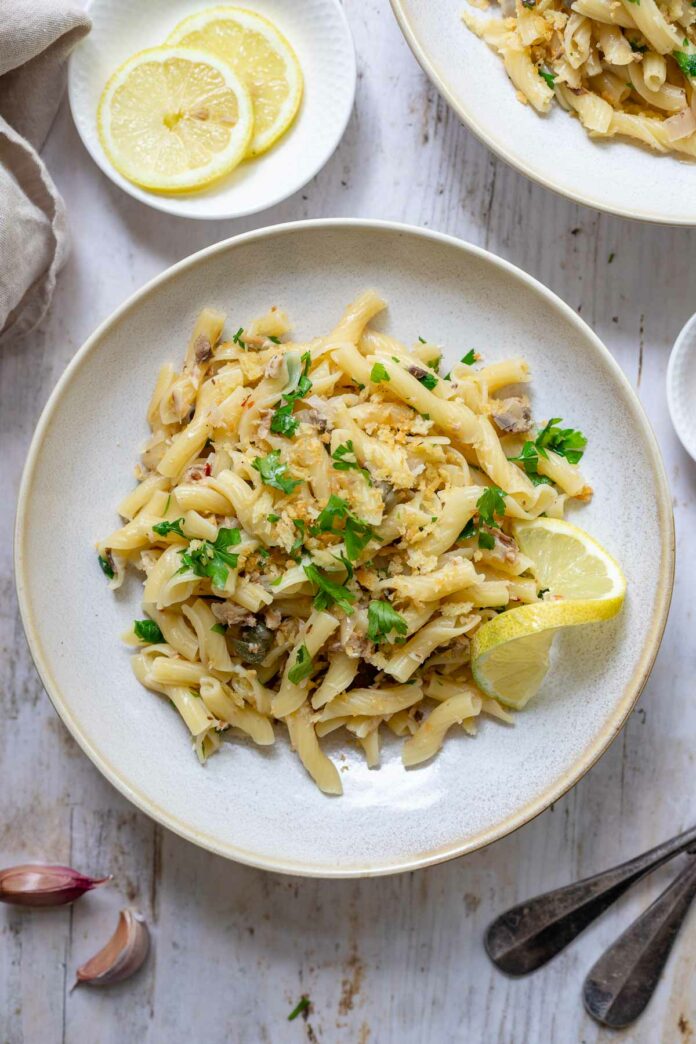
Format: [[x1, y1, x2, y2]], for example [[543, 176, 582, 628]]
[[99, 292, 593, 792], [463, 0, 696, 157]]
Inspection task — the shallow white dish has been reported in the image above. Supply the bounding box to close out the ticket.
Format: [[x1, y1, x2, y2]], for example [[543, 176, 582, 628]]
[[667, 312, 696, 460], [391, 0, 696, 225], [16, 220, 673, 877], [68, 0, 355, 220]]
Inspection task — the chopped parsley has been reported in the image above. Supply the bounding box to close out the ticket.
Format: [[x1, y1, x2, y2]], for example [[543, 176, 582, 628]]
[[268, 335, 281, 344], [288, 996, 310, 1022], [333, 551, 354, 581], [507, 441, 554, 486], [538, 588, 550, 598], [210, 623, 226, 635], [288, 644, 314, 684], [267, 513, 280, 523], [477, 531, 496, 550], [252, 450, 302, 494], [673, 50, 696, 76], [164, 494, 171, 514], [98, 554, 115, 579], [134, 619, 164, 644], [538, 67, 556, 89], [331, 440, 371, 484], [536, 417, 587, 464], [417, 336, 427, 343], [178, 528, 241, 590], [290, 519, 306, 560], [270, 351, 313, 437], [152, 517, 185, 537], [418, 371, 438, 391], [461, 349, 478, 365], [476, 486, 507, 527], [303, 563, 356, 614], [459, 516, 497, 550], [370, 362, 390, 383], [367, 600, 408, 644], [232, 327, 246, 349], [312, 495, 373, 561]]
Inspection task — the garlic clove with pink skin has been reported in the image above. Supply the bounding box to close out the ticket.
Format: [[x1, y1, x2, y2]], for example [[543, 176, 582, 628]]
[[0, 865, 111, 907], [74, 909, 150, 988]]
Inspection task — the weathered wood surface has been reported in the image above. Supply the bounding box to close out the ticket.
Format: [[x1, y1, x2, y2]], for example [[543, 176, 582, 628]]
[[1, 2, 695, 1041]]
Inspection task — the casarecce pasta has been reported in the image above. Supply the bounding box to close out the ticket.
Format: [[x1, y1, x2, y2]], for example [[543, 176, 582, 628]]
[[463, 0, 696, 157], [98, 292, 592, 795]]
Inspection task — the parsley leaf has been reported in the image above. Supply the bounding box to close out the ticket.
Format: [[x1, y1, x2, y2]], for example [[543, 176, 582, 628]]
[[290, 519, 306, 560], [232, 327, 246, 349], [215, 527, 242, 550], [152, 517, 185, 538], [178, 529, 240, 590], [311, 496, 373, 561], [539, 67, 556, 89], [477, 531, 496, 551], [417, 336, 427, 344], [288, 996, 310, 1022], [370, 362, 390, 383], [331, 440, 372, 484], [673, 49, 696, 75], [333, 551, 354, 581], [252, 450, 302, 494], [288, 644, 314, 684], [98, 554, 115, 579], [267, 513, 280, 523], [367, 600, 408, 644], [535, 417, 587, 464], [134, 619, 164, 643], [461, 349, 477, 365], [210, 623, 226, 635], [303, 563, 355, 614], [476, 486, 507, 527], [418, 371, 438, 391], [507, 441, 553, 485], [269, 352, 313, 438]]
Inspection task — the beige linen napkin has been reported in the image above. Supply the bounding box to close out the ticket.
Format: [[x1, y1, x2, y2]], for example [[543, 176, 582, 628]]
[[0, 0, 90, 345]]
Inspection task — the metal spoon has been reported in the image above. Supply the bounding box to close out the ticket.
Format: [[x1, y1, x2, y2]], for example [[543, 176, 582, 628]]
[[485, 824, 696, 975], [583, 853, 696, 1029]]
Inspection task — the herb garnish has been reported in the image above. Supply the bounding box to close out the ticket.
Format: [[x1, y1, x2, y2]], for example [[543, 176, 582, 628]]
[[509, 418, 586, 482], [270, 351, 313, 437], [418, 371, 438, 390], [98, 554, 115, 579], [178, 527, 241, 589], [152, 517, 185, 537], [253, 450, 302, 494], [331, 440, 372, 484], [461, 349, 478, 366], [312, 495, 373, 560], [267, 513, 280, 523], [232, 327, 246, 349], [288, 996, 310, 1022], [367, 600, 408, 644], [134, 619, 164, 643], [210, 623, 226, 635], [370, 362, 390, 383], [303, 563, 356, 614], [288, 644, 314, 684], [290, 519, 306, 560], [539, 67, 556, 89], [673, 50, 696, 76]]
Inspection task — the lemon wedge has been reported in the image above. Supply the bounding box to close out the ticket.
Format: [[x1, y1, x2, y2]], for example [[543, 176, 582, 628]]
[[471, 518, 626, 709], [167, 6, 303, 156], [98, 46, 254, 192]]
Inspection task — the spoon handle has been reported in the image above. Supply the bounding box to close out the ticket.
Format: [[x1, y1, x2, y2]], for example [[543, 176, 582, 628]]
[[583, 855, 696, 1029], [485, 824, 696, 975]]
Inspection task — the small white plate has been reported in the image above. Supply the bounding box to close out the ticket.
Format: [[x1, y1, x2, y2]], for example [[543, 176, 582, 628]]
[[16, 221, 673, 877], [391, 0, 696, 225], [667, 313, 696, 460], [68, 0, 355, 220]]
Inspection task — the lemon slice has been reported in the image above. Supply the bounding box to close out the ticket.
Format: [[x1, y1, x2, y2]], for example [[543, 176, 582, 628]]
[[167, 6, 303, 156], [471, 518, 626, 709], [98, 46, 254, 192]]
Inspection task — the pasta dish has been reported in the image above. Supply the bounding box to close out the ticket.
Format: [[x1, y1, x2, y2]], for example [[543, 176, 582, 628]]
[[463, 0, 696, 157], [98, 291, 592, 795]]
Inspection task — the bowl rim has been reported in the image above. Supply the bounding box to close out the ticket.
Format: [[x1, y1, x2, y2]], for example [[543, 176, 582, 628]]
[[14, 218, 675, 877], [389, 0, 695, 227], [666, 311, 696, 461], [67, 0, 356, 221]]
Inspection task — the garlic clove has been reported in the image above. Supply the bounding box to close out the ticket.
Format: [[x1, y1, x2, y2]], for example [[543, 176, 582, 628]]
[[75, 908, 150, 988], [0, 865, 111, 907]]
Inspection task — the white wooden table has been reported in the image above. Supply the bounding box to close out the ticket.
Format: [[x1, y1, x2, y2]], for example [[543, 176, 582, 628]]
[[2, 2, 695, 1041]]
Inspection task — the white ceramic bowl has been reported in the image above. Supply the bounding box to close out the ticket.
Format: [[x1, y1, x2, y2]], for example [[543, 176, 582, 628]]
[[15, 220, 674, 877], [68, 0, 355, 220], [391, 0, 696, 225], [667, 312, 696, 460]]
